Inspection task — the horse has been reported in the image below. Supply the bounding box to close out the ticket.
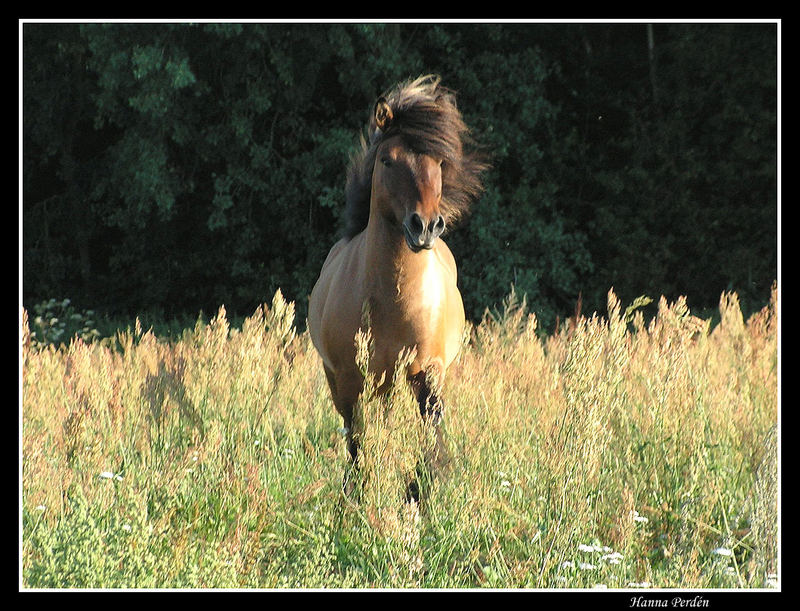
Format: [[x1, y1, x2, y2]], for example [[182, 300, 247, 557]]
[[308, 75, 486, 483]]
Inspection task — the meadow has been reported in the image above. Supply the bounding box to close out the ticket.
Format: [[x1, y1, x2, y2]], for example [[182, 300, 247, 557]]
[[20, 285, 778, 590]]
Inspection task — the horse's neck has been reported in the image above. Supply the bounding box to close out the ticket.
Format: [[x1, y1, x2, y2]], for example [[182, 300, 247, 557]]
[[363, 215, 432, 296]]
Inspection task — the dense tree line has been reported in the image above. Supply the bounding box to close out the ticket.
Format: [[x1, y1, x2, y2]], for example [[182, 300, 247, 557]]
[[22, 22, 777, 329]]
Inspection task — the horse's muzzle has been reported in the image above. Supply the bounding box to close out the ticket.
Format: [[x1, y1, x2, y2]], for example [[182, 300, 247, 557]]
[[403, 212, 445, 252]]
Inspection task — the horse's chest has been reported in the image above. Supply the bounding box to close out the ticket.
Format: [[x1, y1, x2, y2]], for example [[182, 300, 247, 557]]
[[408, 258, 443, 311], [385, 255, 443, 321]]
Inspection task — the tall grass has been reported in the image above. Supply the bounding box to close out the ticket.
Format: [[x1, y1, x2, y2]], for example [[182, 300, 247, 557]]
[[20, 284, 778, 589]]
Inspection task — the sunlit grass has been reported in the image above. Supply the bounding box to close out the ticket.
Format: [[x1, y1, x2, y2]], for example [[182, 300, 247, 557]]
[[21, 284, 778, 589]]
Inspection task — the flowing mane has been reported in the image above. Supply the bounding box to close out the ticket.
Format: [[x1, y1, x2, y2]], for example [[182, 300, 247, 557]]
[[342, 75, 486, 239]]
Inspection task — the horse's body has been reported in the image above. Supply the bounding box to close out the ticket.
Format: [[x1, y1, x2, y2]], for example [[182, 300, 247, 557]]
[[308, 75, 485, 464]]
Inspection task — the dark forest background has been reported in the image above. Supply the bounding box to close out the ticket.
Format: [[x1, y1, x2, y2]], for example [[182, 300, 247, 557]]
[[22, 22, 778, 332]]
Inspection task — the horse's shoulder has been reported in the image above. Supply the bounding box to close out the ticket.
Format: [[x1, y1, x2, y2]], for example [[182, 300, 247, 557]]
[[318, 235, 358, 276], [322, 237, 349, 267]]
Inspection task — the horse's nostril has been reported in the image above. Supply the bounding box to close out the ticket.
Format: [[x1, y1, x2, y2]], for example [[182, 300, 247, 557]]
[[432, 215, 445, 236], [410, 213, 424, 233]]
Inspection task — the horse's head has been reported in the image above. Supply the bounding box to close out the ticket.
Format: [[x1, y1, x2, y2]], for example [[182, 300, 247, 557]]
[[345, 76, 486, 244], [370, 98, 446, 253]]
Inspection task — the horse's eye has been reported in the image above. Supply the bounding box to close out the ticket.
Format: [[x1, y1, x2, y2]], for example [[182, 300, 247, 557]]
[[381, 157, 393, 168]]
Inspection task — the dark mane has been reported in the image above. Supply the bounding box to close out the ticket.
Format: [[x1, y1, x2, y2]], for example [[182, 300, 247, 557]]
[[342, 75, 487, 239]]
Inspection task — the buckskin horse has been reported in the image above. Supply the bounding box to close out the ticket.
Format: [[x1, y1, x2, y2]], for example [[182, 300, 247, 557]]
[[308, 75, 486, 482]]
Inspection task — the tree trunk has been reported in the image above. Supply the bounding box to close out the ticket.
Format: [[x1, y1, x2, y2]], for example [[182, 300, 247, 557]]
[[647, 24, 659, 105]]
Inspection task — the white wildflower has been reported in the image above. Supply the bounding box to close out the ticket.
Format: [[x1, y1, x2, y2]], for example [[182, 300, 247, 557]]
[[602, 551, 624, 565], [711, 547, 733, 557]]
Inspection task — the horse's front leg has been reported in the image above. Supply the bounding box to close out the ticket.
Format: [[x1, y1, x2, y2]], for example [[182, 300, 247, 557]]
[[408, 368, 451, 477], [409, 369, 443, 424], [324, 364, 363, 495]]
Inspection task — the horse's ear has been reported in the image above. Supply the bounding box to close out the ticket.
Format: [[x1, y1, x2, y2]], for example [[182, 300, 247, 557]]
[[374, 97, 393, 132]]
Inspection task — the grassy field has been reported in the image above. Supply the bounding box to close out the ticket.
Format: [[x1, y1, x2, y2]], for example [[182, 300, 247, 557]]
[[20, 286, 778, 590]]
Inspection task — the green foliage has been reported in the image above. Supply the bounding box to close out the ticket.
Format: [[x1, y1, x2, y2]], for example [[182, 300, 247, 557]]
[[546, 23, 777, 319], [22, 23, 776, 329], [28, 298, 103, 346]]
